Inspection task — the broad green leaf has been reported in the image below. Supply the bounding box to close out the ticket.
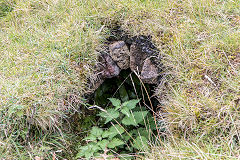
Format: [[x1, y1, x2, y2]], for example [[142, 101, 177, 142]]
[[76, 146, 88, 158], [108, 98, 121, 107], [90, 127, 103, 138], [98, 109, 120, 124], [77, 143, 98, 159], [85, 151, 94, 159], [102, 125, 124, 139], [102, 130, 112, 139], [114, 105, 122, 111], [110, 124, 125, 135], [122, 99, 140, 110], [123, 133, 131, 141], [79, 145, 88, 151], [133, 111, 149, 124], [136, 128, 150, 139], [121, 106, 131, 117], [122, 114, 138, 126], [133, 136, 149, 151], [84, 134, 97, 141], [122, 111, 148, 126], [108, 138, 124, 148], [92, 144, 101, 152], [97, 139, 109, 150], [98, 111, 107, 118]]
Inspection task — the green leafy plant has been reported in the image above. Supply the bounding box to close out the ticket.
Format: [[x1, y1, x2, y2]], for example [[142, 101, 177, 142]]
[[76, 98, 157, 159]]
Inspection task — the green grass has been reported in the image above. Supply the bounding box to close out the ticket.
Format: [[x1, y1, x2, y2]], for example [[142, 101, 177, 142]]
[[0, 0, 239, 159]]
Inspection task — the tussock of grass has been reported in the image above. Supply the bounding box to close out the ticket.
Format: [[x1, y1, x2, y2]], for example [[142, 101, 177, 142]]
[[0, 0, 106, 158], [148, 137, 240, 159], [0, 0, 239, 159]]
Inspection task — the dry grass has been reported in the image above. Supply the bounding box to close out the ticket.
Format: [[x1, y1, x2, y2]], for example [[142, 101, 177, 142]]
[[0, 0, 239, 159]]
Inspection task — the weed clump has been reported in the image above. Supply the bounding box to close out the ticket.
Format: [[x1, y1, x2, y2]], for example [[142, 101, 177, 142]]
[[77, 98, 157, 159]]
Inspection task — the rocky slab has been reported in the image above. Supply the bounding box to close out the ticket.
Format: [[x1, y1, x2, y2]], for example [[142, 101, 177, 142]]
[[109, 41, 130, 70]]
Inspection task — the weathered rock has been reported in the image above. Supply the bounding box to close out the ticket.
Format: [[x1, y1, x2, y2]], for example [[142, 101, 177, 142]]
[[86, 35, 162, 94], [109, 41, 130, 69], [86, 53, 121, 94], [134, 35, 158, 56], [129, 43, 148, 73], [97, 53, 120, 78], [140, 57, 159, 84], [130, 36, 161, 84]]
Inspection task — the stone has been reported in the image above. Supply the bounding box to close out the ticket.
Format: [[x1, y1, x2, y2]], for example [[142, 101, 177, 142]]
[[86, 53, 120, 94], [86, 35, 162, 94], [129, 43, 148, 73], [97, 53, 120, 78], [109, 41, 130, 69], [134, 35, 158, 56], [140, 57, 159, 84]]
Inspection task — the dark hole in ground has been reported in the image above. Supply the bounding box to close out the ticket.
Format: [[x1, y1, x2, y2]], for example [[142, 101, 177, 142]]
[[69, 70, 160, 135], [69, 28, 162, 133], [65, 28, 164, 158], [88, 68, 159, 111], [89, 26, 161, 110]]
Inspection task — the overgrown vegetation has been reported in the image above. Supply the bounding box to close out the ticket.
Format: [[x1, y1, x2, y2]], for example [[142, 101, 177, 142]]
[[92, 69, 155, 107], [77, 98, 156, 159], [0, 0, 239, 159]]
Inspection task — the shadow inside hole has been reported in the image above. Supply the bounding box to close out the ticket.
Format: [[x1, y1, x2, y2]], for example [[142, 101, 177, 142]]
[[89, 68, 159, 111]]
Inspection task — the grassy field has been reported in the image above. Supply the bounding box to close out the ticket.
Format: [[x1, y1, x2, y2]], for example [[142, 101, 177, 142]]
[[0, 0, 239, 159]]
